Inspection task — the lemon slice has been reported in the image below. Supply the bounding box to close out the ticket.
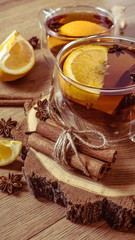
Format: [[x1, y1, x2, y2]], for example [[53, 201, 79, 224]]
[[0, 140, 22, 166], [0, 30, 35, 82], [60, 45, 108, 107], [59, 20, 107, 37]]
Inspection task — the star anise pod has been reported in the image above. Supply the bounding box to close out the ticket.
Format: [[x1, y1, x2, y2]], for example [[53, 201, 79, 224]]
[[0, 173, 23, 194], [28, 36, 39, 49], [0, 117, 17, 137], [48, 15, 64, 32], [34, 99, 50, 121], [108, 44, 125, 57]]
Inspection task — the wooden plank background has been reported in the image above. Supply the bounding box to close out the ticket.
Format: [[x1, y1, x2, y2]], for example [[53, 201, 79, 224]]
[[0, 0, 135, 239]]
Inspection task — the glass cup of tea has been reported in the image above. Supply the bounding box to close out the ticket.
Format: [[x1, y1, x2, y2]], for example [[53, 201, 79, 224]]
[[38, 4, 116, 67], [51, 35, 135, 145]]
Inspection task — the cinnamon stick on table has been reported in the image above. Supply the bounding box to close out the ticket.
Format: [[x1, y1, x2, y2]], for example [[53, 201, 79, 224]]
[[0, 95, 34, 106], [36, 120, 117, 166], [28, 133, 108, 181], [0, 94, 33, 100], [0, 99, 25, 106]]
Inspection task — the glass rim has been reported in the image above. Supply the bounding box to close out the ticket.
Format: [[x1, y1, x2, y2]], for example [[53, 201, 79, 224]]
[[56, 35, 135, 94], [45, 4, 115, 39]]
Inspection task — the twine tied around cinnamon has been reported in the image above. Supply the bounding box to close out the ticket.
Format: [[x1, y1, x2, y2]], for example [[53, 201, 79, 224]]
[[48, 86, 107, 176]]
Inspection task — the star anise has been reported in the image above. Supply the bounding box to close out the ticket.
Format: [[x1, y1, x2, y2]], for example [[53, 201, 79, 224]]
[[28, 36, 39, 49], [0, 117, 17, 137], [108, 44, 125, 57], [0, 173, 23, 194], [34, 99, 50, 121], [47, 15, 64, 32]]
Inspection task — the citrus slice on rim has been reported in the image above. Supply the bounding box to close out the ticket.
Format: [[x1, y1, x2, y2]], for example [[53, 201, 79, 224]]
[[58, 20, 107, 37], [60, 45, 108, 107], [0, 140, 22, 166], [0, 30, 35, 82]]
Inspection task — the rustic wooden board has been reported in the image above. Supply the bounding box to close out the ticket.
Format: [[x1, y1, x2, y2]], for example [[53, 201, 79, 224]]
[[0, 0, 135, 239], [23, 148, 135, 231], [0, 189, 65, 240], [31, 218, 135, 240]]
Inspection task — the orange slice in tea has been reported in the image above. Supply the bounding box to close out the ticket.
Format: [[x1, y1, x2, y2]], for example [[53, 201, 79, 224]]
[[60, 45, 108, 107], [59, 20, 107, 37]]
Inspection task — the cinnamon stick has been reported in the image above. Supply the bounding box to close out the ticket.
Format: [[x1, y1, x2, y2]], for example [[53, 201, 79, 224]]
[[0, 99, 25, 106], [28, 133, 108, 180], [36, 120, 117, 165], [0, 94, 33, 100], [0, 94, 34, 106]]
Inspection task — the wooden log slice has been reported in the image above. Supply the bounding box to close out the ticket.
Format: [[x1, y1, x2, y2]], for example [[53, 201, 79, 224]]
[[15, 100, 135, 231], [23, 149, 135, 231]]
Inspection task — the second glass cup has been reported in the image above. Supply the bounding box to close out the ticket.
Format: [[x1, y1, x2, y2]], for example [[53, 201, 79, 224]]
[[52, 35, 135, 145], [38, 4, 115, 67]]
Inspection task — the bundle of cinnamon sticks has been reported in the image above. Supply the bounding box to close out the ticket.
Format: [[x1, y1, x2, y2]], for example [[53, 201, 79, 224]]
[[27, 119, 117, 181]]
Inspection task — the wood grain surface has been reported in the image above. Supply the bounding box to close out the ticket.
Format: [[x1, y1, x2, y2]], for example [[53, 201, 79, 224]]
[[0, 0, 135, 239]]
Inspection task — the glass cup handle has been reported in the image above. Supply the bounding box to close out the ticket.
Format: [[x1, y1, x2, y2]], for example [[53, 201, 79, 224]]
[[38, 8, 53, 28], [38, 8, 55, 68], [111, 6, 127, 35]]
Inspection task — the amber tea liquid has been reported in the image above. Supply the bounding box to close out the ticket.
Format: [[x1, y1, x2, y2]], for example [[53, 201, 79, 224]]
[[58, 43, 135, 141], [46, 12, 113, 56]]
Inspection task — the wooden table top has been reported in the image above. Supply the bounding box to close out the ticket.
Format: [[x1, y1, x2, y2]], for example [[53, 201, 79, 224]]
[[0, 0, 135, 239]]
